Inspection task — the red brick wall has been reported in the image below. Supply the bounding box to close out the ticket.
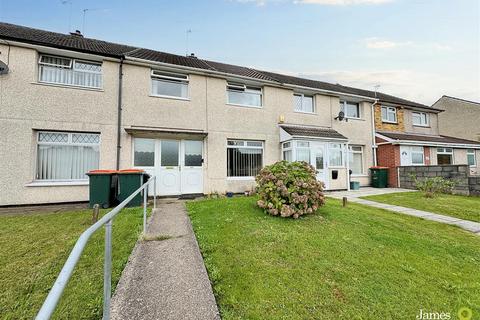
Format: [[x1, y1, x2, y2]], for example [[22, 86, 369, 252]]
[[424, 147, 431, 165], [376, 144, 401, 187]]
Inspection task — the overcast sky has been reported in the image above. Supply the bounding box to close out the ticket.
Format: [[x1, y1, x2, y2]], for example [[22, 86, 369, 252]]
[[1, 0, 479, 105]]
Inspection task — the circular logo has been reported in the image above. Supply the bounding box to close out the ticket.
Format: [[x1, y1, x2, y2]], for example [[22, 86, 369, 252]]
[[458, 307, 472, 320]]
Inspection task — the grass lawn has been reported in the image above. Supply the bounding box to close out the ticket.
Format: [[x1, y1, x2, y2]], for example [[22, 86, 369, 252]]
[[0, 207, 146, 320], [187, 197, 480, 320], [362, 191, 480, 223]]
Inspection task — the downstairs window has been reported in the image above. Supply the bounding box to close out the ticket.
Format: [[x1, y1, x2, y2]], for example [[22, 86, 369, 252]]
[[227, 140, 263, 177], [36, 131, 100, 181]]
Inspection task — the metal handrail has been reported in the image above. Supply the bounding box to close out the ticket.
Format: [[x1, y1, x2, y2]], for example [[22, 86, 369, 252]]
[[36, 175, 157, 320]]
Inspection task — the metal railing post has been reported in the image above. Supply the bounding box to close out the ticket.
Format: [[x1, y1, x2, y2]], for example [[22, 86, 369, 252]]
[[36, 176, 155, 320], [153, 176, 157, 210], [103, 220, 112, 320], [143, 187, 147, 234]]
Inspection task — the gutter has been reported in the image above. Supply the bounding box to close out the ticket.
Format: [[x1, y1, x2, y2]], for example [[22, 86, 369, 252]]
[[116, 56, 124, 170]]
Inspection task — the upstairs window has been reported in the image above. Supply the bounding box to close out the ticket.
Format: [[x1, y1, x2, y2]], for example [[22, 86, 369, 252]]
[[227, 82, 262, 107], [381, 106, 397, 123], [39, 54, 102, 88], [294, 93, 314, 113], [151, 70, 189, 98], [412, 112, 429, 126], [36, 131, 100, 181], [467, 150, 476, 166], [340, 101, 360, 119]]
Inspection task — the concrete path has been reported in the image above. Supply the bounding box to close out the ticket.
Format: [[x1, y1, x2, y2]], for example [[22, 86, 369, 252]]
[[327, 188, 480, 235], [110, 199, 220, 320]]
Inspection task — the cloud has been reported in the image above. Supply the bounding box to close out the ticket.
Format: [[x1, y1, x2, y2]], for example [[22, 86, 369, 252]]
[[363, 37, 452, 51], [294, 69, 479, 105]]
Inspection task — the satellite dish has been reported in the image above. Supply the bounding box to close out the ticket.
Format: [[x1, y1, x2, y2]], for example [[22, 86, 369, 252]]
[[334, 111, 348, 122], [0, 60, 8, 75]]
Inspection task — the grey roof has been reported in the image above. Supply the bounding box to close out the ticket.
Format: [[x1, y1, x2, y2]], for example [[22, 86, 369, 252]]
[[0, 22, 435, 109], [281, 125, 348, 140], [0, 22, 136, 57], [377, 131, 480, 145]]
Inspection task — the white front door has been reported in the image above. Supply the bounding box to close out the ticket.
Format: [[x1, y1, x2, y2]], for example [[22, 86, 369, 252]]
[[133, 138, 203, 196], [311, 145, 328, 189], [158, 140, 181, 196], [181, 140, 203, 194]]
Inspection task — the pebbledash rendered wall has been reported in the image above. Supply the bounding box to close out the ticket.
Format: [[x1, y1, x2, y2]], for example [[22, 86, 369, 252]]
[[398, 165, 480, 196]]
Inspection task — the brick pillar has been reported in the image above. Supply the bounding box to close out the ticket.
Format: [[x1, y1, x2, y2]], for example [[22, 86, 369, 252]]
[[376, 142, 401, 187], [424, 147, 431, 165]]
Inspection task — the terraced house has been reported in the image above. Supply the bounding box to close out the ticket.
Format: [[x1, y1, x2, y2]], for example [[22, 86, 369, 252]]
[[2, 22, 474, 206], [374, 102, 480, 187]]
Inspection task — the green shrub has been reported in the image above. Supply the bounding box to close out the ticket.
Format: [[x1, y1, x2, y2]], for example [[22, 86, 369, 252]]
[[412, 175, 457, 198], [255, 161, 325, 218]]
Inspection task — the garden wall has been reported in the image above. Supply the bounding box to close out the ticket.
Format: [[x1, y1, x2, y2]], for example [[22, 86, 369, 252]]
[[398, 165, 480, 196]]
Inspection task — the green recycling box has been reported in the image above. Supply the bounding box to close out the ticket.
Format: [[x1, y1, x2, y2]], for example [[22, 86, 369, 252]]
[[370, 167, 389, 188], [117, 169, 150, 207], [86, 170, 117, 209]]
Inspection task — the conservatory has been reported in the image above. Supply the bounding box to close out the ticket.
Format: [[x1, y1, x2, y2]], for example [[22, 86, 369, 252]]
[[279, 125, 350, 190]]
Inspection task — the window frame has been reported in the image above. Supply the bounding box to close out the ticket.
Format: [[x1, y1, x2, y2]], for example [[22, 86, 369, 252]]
[[412, 111, 429, 127], [226, 82, 263, 108], [340, 101, 361, 119], [328, 143, 345, 168], [348, 145, 364, 175], [410, 146, 425, 165], [35, 130, 101, 182], [38, 54, 103, 89], [150, 70, 190, 100], [437, 147, 454, 165], [467, 149, 476, 167], [226, 139, 264, 179], [381, 106, 397, 123], [293, 93, 315, 114]]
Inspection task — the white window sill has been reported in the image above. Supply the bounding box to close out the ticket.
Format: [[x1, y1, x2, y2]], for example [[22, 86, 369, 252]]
[[382, 120, 398, 124], [294, 110, 316, 115], [345, 117, 364, 121], [227, 176, 256, 181], [25, 180, 89, 187], [412, 124, 430, 128], [351, 174, 368, 177], [226, 103, 263, 109], [149, 94, 190, 101], [32, 82, 104, 92]]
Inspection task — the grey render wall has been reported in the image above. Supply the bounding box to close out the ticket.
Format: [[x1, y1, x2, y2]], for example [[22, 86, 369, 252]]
[[398, 165, 480, 196]]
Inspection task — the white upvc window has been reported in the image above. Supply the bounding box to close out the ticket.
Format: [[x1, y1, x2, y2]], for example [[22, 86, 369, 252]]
[[227, 82, 262, 107], [295, 141, 311, 163], [329, 143, 344, 167], [282, 142, 293, 161], [227, 140, 264, 177], [412, 112, 429, 126], [294, 93, 315, 113], [151, 70, 189, 98], [437, 147, 453, 165], [36, 131, 100, 181], [381, 106, 397, 123], [38, 54, 102, 89], [340, 101, 360, 119], [348, 145, 364, 175], [467, 149, 476, 166], [411, 146, 424, 165]]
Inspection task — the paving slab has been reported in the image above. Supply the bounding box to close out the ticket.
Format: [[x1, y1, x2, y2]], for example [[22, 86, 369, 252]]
[[110, 199, 220, 320], [327, 188, 480, 235]]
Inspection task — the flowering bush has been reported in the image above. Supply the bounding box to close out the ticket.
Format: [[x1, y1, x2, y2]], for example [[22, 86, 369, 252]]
[[255, 161, 325, 218]]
